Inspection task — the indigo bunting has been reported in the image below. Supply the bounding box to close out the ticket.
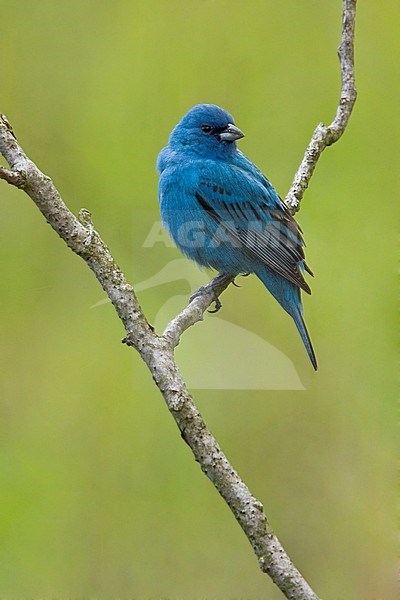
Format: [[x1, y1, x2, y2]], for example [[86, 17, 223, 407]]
[[157, 104, 317, 370]]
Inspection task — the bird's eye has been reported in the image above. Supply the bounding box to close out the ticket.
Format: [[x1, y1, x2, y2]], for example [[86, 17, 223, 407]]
[[201, 125, 213, 134]]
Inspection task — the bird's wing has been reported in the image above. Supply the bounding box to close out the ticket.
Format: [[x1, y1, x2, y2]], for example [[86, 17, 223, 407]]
[[195, 162, 312, 294]]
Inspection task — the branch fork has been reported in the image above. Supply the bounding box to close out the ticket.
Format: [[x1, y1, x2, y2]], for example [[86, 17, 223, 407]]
[[0, 2, 357, 598]]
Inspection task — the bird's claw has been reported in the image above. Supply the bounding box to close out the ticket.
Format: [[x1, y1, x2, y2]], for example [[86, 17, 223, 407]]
[[232, 272, 251, 288], [208, 297, 222, 313], [189, 284, 224, 313], [189, 286, 206, 304]]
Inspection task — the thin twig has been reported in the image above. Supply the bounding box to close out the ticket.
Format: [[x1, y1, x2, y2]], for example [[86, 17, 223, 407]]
[[0, 1, 356, 597], [285, 0, 357, 214], [162, 273, 234, 348]]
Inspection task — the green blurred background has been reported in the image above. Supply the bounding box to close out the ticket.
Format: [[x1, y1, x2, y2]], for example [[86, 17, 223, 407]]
[[0, 1, 397, 598]]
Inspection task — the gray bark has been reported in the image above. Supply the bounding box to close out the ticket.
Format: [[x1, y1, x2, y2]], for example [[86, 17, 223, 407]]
[[0, 1, 356, 597]]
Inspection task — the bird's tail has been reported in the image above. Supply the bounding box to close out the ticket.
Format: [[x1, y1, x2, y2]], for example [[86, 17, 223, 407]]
[[257, 267, 317, 370], [291, 310, 318, 371]]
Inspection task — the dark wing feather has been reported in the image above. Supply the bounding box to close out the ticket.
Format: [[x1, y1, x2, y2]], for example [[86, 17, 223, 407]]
[[195, 172, 312, 293]]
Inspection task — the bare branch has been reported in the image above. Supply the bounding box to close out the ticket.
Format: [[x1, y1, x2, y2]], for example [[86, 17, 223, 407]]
[[0, 115, 319, 598], [0, 2, 357, 598], [285, 0, 357, 214], [162, 273, 234, 348], [0, 164, 24, 186]]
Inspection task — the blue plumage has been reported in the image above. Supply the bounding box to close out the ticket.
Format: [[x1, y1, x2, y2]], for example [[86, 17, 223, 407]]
[[157, 104, 317, 369]]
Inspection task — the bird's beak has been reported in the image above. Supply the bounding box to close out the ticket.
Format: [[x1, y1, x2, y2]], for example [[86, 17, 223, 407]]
[[219, 123, 245, 142]]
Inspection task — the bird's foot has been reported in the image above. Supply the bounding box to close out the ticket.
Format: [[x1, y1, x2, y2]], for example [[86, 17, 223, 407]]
[[189, 285, 222, 312], [189, 273, 234, 313], [208, 297, 223, 314], [189, 285, 206, 304]]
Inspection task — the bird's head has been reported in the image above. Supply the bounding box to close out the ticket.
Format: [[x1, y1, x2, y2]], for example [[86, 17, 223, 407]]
[[168, 104, 244, 158]]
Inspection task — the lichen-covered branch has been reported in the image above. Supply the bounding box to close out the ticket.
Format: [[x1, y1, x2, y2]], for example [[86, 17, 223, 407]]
[[0, 2, 356, 598], [162, 273, 235, 348], [0, 164, 23, 186], [0, 115, 319, 600], [285, 0, 357, 214]]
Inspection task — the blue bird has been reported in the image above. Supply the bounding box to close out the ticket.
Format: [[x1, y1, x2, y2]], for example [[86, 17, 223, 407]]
[[157, 104, 317, 370]]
